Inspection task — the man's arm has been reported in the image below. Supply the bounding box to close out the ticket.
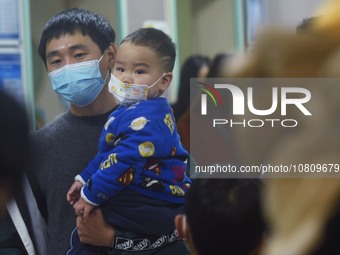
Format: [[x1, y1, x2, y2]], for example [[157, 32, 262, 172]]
[[76, 208, 115, 247]]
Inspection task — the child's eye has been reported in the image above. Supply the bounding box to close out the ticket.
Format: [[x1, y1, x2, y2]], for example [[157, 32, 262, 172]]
[[116, 67, 124, 72], [135, 70, 145, 75]]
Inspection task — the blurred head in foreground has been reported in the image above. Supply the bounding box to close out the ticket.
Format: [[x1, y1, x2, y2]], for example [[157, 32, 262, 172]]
[[175, 178, 266, 255], [0, 91, 29, 216]]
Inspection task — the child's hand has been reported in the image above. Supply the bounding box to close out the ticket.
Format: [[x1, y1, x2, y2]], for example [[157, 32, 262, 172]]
[[67, 181, 83, 205], [74, 197, 95, 222]]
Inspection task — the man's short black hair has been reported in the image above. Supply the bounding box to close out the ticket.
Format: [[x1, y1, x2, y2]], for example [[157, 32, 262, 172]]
[[38, 8, 116, 66]]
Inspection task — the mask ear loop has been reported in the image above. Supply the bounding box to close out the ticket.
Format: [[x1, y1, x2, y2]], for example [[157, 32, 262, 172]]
[[103, 69, 110, 83], [99, 51, 110, 83], [98, 51, 105, 62], [150, 73, 166, 98]]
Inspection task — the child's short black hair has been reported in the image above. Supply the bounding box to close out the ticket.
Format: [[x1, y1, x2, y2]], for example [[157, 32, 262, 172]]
[[121, 28, 176, 72], [38, 8, 116, 66]]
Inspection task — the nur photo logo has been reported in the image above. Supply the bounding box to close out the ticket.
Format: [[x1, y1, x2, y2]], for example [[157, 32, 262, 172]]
[[195, 79, 313, 128], [196, 81, 222, 115]]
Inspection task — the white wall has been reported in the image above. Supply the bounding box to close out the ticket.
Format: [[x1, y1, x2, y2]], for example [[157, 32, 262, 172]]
[[266, 0, 324, 30], [192, 0, 235, 57], [30, 0, 66, 127]]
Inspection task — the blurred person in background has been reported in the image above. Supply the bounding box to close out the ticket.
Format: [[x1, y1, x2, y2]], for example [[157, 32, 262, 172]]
[[171, 55, 210, 122], [206, 53, 233, 78], [179, 52, 235, 165], [174, 55, 210, 152]]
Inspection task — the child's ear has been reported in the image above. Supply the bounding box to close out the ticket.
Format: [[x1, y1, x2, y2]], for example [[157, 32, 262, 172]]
[[159, 72, 173, 92]]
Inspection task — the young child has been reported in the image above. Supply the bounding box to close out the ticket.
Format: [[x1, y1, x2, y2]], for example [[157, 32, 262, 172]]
[[67, 27, 191, 254]]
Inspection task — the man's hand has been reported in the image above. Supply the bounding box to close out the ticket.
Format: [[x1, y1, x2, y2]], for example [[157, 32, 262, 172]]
[[73, 197, 94, 221], [76, 208, 115, 247]]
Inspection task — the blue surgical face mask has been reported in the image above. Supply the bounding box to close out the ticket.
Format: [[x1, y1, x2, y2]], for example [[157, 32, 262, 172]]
[[48, 55, 108, 107]]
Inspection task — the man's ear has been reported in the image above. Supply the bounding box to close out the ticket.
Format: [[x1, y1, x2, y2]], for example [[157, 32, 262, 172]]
[[159, 72, 173, 93], [106, 43, 117, 69]]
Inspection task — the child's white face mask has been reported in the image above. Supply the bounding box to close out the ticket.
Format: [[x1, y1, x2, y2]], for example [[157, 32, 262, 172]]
[[108, 73, 164, 105]]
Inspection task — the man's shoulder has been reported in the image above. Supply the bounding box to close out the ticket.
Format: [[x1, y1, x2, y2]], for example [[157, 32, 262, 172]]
[[31, 112, 68, 137]]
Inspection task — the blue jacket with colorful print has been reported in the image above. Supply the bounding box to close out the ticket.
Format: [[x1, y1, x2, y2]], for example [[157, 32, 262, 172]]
[[77, 97, 191, 206]]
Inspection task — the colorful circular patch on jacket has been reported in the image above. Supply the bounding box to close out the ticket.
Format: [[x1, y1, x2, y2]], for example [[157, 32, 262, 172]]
[[139, 142, 155, 157], [130, 116, 149, 131], [164, 113, 174, 134], [105, 133, 116, 146]]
